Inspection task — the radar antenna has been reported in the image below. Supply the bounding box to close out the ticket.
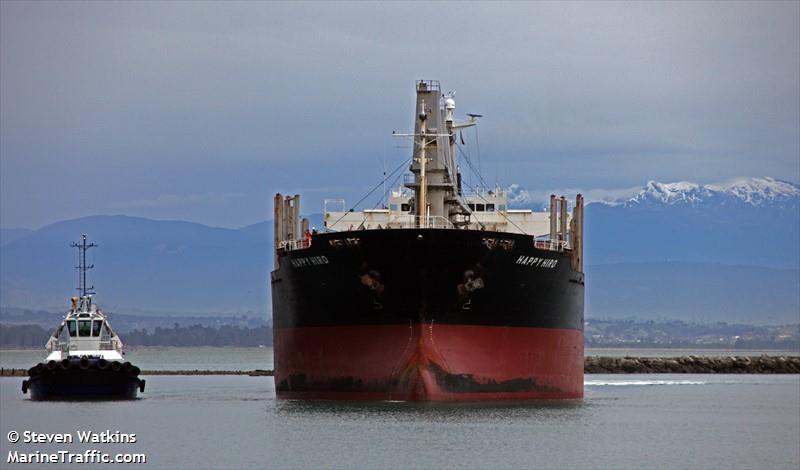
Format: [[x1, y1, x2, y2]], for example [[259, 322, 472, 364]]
[[71, 234, 97, 297]]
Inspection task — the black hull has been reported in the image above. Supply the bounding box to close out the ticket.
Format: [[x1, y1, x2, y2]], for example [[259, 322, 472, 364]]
[[271, 229, 585, 400], [272, 229, 584, 329], [23, 360, 145, 401]]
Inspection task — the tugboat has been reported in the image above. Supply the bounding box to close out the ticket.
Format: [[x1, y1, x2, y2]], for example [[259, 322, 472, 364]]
[[22, 235, 145, 400]]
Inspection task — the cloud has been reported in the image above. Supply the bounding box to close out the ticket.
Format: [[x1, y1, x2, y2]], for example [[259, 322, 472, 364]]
[[1, 2, 797, 228], [508, 184, 643, 207]]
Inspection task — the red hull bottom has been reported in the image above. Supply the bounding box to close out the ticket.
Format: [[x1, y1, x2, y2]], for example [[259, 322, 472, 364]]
[[274, 324, 584, 401]]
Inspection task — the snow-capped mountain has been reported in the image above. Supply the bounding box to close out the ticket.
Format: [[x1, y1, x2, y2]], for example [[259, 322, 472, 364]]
[[626, 181, 714, 206], [507, 177, 799, 209], [587, 178, 799, 270], [625, 177, 799, 207], [505, 176, 799, 270], [708, 177, 800, 206]]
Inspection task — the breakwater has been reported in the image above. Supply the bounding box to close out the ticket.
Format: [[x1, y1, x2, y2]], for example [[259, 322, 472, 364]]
[[2, 357, 799, 377], [584, 355, 800, 373]]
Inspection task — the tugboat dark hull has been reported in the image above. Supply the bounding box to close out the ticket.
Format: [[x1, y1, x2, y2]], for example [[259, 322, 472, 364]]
[[272, 228, 584, 401], [23, 359, 145, 400]]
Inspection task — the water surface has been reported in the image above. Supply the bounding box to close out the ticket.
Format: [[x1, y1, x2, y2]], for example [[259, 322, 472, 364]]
[[1, 374, 797, 469]]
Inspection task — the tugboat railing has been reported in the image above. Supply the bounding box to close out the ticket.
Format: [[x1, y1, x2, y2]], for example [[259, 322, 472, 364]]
[[48, 340, 120, 353]]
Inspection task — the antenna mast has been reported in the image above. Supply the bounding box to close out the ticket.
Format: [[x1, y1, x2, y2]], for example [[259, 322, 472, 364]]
[[71, 234, 97, 297]]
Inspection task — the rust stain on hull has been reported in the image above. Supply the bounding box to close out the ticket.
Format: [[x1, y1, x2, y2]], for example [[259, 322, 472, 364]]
[[427, 362, 560, 394], [277, 363, 562, 397]]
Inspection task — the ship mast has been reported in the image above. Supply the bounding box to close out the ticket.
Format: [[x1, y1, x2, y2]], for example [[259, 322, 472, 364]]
[[393, 80, 480, 228], [71, 234, 96, 297], [418, 99, 428, 228]]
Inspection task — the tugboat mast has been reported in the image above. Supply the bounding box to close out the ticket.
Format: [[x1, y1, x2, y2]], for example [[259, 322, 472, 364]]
[[71, 234, 96, 297]]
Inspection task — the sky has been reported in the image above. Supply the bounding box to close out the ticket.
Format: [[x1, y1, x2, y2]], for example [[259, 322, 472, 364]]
[[2, 1, 798, 230]]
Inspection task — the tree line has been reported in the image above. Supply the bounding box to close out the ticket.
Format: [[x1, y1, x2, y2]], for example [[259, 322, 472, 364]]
[[0, 323, 272, 348]]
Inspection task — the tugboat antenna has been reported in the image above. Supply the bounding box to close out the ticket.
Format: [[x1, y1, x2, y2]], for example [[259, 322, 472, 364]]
[[71, 234, 97, 297]]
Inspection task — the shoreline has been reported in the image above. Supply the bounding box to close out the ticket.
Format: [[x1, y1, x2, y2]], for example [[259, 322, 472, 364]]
[[2, 356, 798, 376]]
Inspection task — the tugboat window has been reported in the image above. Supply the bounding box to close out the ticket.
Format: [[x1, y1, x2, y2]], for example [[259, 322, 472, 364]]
[[92, 320, 103, 337], [67, 320, 77, 337], [78, 320, 92, 337]]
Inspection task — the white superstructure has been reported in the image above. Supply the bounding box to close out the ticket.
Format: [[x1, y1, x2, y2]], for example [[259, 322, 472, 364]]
[[44, 295, 125, 362], [275, 80, 584, 269], [43, 234, 125, 363], [324, 188, 562, 237]]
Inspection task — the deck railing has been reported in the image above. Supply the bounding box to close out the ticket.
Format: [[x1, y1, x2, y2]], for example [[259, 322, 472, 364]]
[[534, 239, 569, 251], [385, 215, 454, 229], [279, 239, 311, 251], [284, 214, 573, 254]]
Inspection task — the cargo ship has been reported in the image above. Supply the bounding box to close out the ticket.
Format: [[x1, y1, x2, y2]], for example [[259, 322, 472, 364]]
[[22, 235, 145, 400], [271, 80, 584, 401]]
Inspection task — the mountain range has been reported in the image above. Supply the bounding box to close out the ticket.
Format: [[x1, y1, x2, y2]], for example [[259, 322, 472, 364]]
[[1, 218, 272, 314], [511, 176, 800, 268], [508, 176, 800, 209], [1, 177, 798, 323]]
